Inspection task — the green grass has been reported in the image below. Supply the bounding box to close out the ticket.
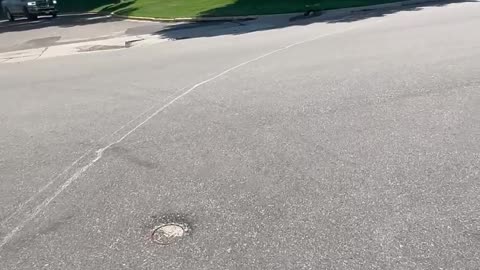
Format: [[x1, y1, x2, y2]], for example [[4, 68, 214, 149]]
[[58, 0, 405, 18]]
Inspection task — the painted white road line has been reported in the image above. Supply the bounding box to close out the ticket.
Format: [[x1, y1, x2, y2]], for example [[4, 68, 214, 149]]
[[0, 85, 192, 230], [0, 150, 93, 228]]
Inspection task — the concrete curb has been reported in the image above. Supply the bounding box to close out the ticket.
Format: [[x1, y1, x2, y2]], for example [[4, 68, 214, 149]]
[[110, 0, 440, 22], [111, 14, 257, 22]]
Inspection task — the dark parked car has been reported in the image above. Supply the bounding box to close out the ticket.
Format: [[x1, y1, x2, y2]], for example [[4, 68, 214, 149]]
[[2, 0, 57, 21]]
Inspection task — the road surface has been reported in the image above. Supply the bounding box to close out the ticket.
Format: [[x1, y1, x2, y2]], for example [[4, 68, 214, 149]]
[[0, 1, 479, 269]]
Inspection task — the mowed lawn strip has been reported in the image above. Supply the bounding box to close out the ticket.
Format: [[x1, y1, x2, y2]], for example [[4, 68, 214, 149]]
[[60, 0, 405, 18]]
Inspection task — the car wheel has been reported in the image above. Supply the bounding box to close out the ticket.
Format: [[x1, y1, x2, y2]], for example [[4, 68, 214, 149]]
[[6, 9, 15, 22], [24, 8, 37, 20]]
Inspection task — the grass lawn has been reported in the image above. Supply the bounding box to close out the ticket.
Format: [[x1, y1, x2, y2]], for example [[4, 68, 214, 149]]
[[58, 0, 405, 18]]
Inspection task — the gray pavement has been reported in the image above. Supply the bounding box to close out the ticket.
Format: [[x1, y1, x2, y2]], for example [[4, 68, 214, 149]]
[[0, 1, 479, 269], [0, 14, 170, 53]]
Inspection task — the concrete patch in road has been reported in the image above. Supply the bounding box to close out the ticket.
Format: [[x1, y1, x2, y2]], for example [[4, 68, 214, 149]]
[[0, 48, 45, 58], [0, 34, 169, 63], [0, 48, 45, 63]]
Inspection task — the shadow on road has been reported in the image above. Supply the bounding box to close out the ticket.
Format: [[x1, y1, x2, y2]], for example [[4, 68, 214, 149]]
[[154, 0, 476, 40]]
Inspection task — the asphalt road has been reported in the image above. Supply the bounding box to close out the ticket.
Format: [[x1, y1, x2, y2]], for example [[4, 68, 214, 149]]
[[1, 1, 479, 269]]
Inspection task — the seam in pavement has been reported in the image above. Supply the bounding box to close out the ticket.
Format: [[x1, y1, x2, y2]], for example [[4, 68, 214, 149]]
[[0, 25, 361, 250], [0, 151, 92, 229], [0, 85, 193, 228]]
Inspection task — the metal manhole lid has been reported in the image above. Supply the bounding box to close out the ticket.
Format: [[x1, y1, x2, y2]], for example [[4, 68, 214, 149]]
[[151, 223, 188, 245]]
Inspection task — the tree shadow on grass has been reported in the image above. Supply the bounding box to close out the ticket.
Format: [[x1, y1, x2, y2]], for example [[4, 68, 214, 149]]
[[154, 0, 477, 40], [56, 0, 120, 13]]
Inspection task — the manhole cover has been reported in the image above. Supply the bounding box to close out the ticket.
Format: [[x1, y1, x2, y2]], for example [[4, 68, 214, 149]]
[[151, 223, 188, 245]]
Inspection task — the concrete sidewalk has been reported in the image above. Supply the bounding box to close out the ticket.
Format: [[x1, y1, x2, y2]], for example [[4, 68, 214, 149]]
[[0, 13, 172, 54], [0, 34, 169, 63]]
